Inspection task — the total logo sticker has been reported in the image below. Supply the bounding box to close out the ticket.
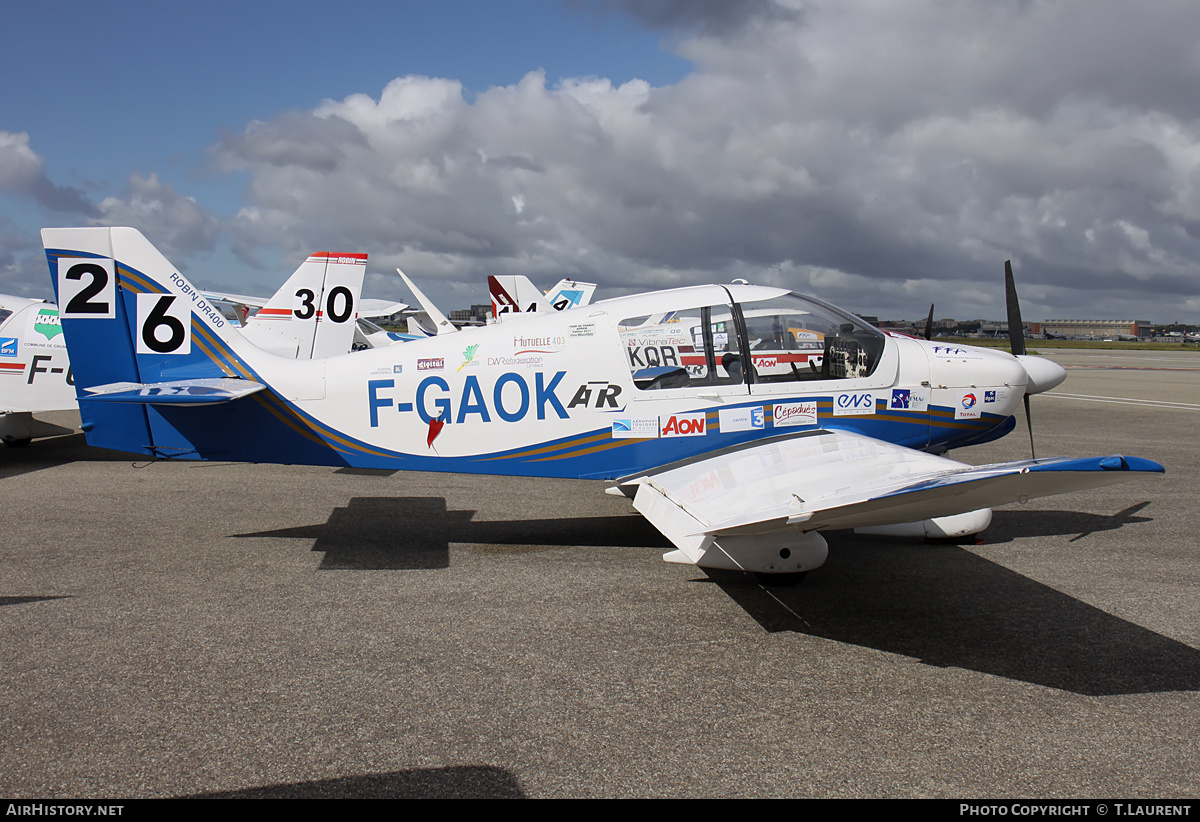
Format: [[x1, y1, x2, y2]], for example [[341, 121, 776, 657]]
[[660, 413, 707, 437], [955, 391, 982, 419]]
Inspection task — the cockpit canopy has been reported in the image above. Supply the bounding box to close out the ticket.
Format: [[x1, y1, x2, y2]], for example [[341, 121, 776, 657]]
[[616, 290, 885, 390]]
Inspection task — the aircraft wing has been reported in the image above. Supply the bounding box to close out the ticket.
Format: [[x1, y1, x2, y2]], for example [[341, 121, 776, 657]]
[[613, 429, 1163, 567], [202, 290, 268, 309], [358, 298, 408, 317], [0, 294, 45, 312]]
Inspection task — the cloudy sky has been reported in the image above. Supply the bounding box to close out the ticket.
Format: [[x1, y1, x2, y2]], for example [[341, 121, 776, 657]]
[[4, 0, 1200, 323]]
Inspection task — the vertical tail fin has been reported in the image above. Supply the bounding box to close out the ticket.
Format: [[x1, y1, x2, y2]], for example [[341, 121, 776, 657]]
[[41, 226, 312, 459], [489, 275, 552, 319], [241, 252, 366, 358], [45, 227, 251, 386], [490, 275, 597, 319], [545, 279, 596, 311]]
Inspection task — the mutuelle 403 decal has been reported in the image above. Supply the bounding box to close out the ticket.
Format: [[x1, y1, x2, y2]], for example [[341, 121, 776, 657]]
[[41, 227, 1163, 582]]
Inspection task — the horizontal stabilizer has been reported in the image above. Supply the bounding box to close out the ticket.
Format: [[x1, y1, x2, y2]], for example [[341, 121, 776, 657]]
[[83, 378, 266, 406]]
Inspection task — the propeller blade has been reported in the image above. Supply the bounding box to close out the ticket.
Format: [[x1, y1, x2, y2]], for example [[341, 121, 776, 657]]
[[923, 303, 934, 341], [1023, 394, 1035, 459], [1006, 260, 1035, 458], [1004, 260, 1026, 357]]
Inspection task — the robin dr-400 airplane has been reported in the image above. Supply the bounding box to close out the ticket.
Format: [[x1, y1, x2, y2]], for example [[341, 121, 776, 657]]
[[42, 227, 1163, 579]]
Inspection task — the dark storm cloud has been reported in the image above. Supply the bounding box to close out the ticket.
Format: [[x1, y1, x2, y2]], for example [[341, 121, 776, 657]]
[[570, 0, 800, 36]]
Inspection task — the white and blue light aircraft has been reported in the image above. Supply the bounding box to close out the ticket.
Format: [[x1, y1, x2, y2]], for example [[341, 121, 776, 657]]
[[0, 293, 76, 445], [42, 227, 1163, 579]]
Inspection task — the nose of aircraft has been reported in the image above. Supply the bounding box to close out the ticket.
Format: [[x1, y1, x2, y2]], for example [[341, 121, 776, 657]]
[[1016, 355, 1067, 394]]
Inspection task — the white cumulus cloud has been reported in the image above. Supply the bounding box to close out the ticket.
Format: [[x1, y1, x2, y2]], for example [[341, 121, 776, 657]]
[[93, 173, 220, 261], [205, 0, 1200, 320]]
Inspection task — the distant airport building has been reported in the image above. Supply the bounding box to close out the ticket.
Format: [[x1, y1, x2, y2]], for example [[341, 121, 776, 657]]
[[450, 304, 491, 324], [1041, 319, 1151, 338]]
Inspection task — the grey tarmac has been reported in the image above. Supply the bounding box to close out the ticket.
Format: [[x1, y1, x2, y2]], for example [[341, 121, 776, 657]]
[[1, 348, 1197, 798]]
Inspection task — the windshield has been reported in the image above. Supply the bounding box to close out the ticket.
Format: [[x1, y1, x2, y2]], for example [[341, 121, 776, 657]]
[[736, 293, 885, 382]]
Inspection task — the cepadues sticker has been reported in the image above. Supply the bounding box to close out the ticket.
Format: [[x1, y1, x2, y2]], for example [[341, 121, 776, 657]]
[[772, 402, 818, 427]]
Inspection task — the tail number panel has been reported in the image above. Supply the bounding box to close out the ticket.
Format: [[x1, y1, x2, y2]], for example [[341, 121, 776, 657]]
[[137, 294, 191, 355], [58, 259, 116, 319]]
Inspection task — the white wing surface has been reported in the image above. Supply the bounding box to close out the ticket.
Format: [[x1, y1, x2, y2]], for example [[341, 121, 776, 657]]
[[614, 429, 1163, 573]]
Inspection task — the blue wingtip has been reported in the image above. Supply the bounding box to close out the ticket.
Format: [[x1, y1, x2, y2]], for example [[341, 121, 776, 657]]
[[1027, 455, 1165, 474], [1107, 455, 1166, 473]]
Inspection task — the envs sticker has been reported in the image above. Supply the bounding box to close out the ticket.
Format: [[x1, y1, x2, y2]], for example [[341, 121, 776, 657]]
[[833, 392, 876, 416]]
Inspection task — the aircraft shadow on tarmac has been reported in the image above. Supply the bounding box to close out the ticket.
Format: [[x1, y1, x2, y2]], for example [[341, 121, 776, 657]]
[[986, 502, 1154, 543], [185, 765, 523, 799], [233, 495, 670, 570], [0, 433, 137, 480], [0, 595, 73, 607], [236, 495, 1199, 697], [706, 527, 1200, 697]]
